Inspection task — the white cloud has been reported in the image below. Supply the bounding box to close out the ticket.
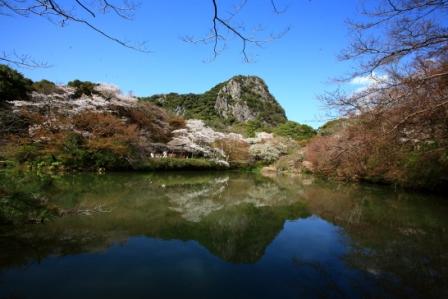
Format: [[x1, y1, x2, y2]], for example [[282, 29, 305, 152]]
[[350, 73, 389, 92]]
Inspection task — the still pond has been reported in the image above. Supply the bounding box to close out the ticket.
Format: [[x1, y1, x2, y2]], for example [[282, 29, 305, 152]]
[[0, 171, 447, 298]]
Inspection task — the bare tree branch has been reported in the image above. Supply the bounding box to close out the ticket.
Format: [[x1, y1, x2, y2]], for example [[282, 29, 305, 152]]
[[340, 0, 448, 78], [0, 0, 149, 67], [1, 0, 288, 66], [183, 0, 290, 63], [1, 51, 49, 68], [270, 0, 289, 14]]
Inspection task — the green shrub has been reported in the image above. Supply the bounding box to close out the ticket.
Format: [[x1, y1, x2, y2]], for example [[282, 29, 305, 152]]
[[231, 119, 270, 137], [14, 144, 40, 163], [57, 133, 130, 170], [91, 150, 129, 169], [32, 79, 61, 95], [273, 121, 316, 141], [0, 64, 33, 103], [67, 79, 99, 98], [401, 148, 448, 190], [0, 108, 30, 136]]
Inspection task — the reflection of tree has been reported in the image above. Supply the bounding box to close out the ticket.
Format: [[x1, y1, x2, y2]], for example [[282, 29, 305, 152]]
[[165, 176, 229, 222], [347, 233, 448, 298], [4, 171, 446, 299], [296, 179, 448, 298], [188, 202, 308, 263], [165, 176, 300, 223], [0, 172, 308, 268]]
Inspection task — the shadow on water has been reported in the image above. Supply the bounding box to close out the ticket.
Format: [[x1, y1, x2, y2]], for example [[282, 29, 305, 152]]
[[0, 171, 447, 298]]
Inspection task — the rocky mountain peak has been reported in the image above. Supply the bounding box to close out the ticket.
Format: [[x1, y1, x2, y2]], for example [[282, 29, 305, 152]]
[[214, 76, 281, 123], [141, 75, 287, 128]]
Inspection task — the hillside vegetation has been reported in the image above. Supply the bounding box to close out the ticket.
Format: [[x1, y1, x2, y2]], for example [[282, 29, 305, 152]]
[[1, 65, 317, 173], [140, 75, 287, 130]]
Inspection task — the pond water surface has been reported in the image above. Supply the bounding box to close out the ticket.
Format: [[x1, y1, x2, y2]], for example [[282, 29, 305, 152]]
[[0, 171, 447, 298]]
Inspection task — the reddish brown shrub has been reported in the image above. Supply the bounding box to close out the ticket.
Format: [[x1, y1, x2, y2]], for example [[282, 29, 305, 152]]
[[115, 102, 172, 142], [169, 115, 186, 130], [72, 111, 138, 154], [214, 138, 250, 162]]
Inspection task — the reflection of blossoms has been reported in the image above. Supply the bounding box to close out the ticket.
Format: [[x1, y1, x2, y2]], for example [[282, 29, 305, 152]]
[[167, 177, 229, 222], [167, 176, 299, 223], [244, 182, 296, 207]]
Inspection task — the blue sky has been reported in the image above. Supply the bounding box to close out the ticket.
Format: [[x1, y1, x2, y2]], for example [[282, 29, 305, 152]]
[[1, 0, 363, 127]]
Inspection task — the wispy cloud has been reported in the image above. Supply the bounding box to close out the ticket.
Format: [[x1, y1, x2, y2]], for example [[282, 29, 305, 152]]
[[350, 73, 389, 92]]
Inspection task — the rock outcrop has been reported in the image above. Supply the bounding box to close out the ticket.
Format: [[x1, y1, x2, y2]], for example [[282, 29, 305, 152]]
[[214, 76, 286, 124]]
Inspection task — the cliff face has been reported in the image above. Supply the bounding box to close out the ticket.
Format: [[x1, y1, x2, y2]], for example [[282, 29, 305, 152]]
[[214, 76, 286, 124], [142, 75, 287, 127]]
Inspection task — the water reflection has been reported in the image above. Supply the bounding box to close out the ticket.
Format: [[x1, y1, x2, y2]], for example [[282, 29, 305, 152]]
[[0, 171, 447, 298]]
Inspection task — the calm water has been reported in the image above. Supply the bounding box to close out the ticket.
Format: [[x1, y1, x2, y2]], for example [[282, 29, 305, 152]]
[[0, 171, 447, 298]]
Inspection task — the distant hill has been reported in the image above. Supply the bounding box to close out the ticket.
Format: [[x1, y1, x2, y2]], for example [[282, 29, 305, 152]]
[[140, 75, 287, 128]]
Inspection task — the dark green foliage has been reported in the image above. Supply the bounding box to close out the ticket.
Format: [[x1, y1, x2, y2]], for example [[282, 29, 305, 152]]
[[0, 171, 57, 224], [67, 79, 99, 98], [400, 146, 448, 191], [140, 88, 223, 127], [10, 133, 131, 171], [0, 66, 33, 136], [273, 121, 316, 141], [56, 133, 130, 170], [14, 144, 41, 163], [0, 64, 33, 103], [58, 133, 90, 168], [32, 79, 61, 95], [0, 190, 55, 225], [0, 108, 30, 136], [231, 119, 271, 137]]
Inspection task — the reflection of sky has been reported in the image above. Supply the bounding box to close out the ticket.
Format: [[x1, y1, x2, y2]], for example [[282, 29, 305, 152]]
[[0, 216, 385, 299], [264, 215, 348, 263], [258, 216, 383, 298]]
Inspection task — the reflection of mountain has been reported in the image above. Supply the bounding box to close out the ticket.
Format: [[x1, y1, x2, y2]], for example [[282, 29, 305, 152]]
[[2, 173, 448, 298], [278, 177, 448, 299], [0, 172, 308, 268]]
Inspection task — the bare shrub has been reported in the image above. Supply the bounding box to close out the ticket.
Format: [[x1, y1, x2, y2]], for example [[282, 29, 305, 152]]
[[214, 138, 250, 162], [72, 111, 138, 155], [116, 102, 172, 143]]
